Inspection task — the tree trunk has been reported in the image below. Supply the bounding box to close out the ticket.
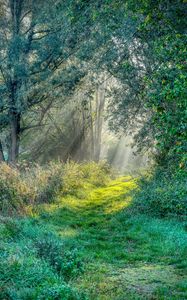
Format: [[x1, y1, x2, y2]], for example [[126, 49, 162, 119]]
[[7, 0, 22, 164], [94, 80, 106, 162], [89, 97, 95, 160], [8, 112, 21, 163], [0, 140, 5, 162]]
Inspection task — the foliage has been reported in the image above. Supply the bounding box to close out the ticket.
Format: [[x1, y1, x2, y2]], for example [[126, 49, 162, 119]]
[[132, 168, 187, 217], [0, 163, 25, 213], [0, 217, 85, 300], [62, 161, 114, 195], [0, 162, 64, 213], [0, 0, 96, 162], [106, 0, 187, 168], [35, 233, 83, 280], [0, 1, 186, 298], [138, 31, 187, 167], [81, 161, 114, 185], [0, 161, 114, 214]]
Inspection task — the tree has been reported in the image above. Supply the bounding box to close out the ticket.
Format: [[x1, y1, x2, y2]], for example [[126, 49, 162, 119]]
[[0, 0, 95, 163], [105, 0, 187, 167], [20, 71, 108, 163]]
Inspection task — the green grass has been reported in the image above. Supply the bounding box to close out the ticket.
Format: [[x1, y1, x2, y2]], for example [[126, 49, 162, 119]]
[[0, 176, 187, 299]]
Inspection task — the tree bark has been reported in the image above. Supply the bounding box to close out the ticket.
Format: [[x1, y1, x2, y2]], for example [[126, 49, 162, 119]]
[[7, 0, 23, 163], [0, 140, 5, 162], [8, 112, 21, 163], [94, 80, 106, 162], [89, 97, 95, 160]]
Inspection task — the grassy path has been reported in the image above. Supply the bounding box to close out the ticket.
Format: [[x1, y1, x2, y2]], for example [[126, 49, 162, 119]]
[[0, 176, 186, 299], [39, 176, 187, 299]]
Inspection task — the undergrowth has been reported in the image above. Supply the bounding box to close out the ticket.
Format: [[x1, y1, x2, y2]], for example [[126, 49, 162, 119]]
[[0, 161, 186, 299], [132, 167, 187, 218], [0, 217, 85, 300], [0, 161, 113, 214]]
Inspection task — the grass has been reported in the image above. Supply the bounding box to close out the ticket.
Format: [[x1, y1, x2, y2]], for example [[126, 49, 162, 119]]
[[0, 176, 187, 299]]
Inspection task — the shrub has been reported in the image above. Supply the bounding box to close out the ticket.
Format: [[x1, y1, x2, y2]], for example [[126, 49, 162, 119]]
[[0, 162, 64, 213], [4, 284, 84, 300], [0, 217, 22, 238], [0, 160, 114, 213], [0, 217, 85, 300], [34, 233, 83, 280], [132, 168, 187, 217], [37, 283, 86, 300], [0, 250, 82, 300], [33, 162, 64, 203], [81, 161, 114, 187], [0, 163, 25, 213], [62, 160, 114, 194], [62, 161, 84, 195]]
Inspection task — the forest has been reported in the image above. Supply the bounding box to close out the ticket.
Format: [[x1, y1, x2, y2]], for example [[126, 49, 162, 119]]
[[0, 0, 186, 299]]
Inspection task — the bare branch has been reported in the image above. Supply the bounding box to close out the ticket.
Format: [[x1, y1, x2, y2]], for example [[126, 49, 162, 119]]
[[20, 10, 32, 23]]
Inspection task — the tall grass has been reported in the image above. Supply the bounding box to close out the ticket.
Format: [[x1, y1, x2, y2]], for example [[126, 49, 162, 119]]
[[0, 161, 114, 214]]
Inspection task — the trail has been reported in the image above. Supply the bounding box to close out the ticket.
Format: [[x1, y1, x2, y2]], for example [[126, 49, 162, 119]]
[[40, 177, 186, 299]]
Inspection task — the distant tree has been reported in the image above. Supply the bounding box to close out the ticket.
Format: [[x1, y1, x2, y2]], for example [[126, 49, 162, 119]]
[[21, 71, 108, 163]]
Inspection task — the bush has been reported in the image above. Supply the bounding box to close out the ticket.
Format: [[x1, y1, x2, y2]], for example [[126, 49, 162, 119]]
[[37, 283, 86, 300], [0, 162, 64, 213], [81, 161, 114, 187], [62, 160, 114, 195], [0, 251, 82, 300], [0, 218, 85, 300], [62, 161, 84, 195], [35, 233, 83, 280], [33, 162, 64, 203], [132, 168, 187, 217], [0, 163, 25, 213], [0, 160, 114, 214]]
